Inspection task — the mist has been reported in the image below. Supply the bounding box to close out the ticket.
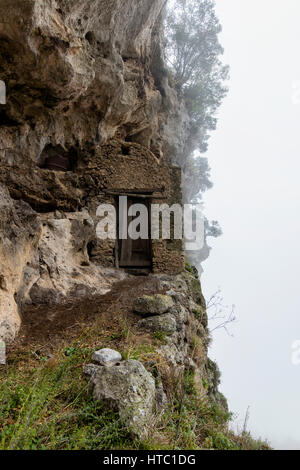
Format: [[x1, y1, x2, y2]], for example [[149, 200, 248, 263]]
[[202, 0, 300, 449]]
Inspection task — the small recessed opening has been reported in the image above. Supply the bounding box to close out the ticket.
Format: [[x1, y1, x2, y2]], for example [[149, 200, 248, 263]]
[[37, 144, 78, 172], [85, 31, 95, 45], [0, 109, 19, 127], [87, 241, 95, 259], [121, 145, 130, 156]]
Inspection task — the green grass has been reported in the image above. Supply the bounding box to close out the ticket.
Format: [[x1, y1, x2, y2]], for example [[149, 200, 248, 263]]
[[0, 328, 271, 450], [154, 331, 167, 342], [185, 262, 199, 279], [0, 264, 271, 450], [192, 308, 203, 320], [143, 371, 270, 451], [0, 345, 134, 450]]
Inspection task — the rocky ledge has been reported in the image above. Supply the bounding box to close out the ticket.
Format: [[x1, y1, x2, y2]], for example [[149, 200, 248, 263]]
[[83, 268, 227, 439]]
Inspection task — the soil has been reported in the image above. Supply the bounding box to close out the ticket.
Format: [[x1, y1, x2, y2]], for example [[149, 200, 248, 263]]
[[10, 275, 164, 356]]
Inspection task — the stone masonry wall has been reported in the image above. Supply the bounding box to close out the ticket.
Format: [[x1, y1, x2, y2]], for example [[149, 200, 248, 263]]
[[80, 140, 184, 274]]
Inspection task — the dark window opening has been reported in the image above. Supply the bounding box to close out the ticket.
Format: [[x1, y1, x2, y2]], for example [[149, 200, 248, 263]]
[[121, 145, 130, 156], [87, 241, 94, 258], [37, 144, 78, 172], [85, 31, 95, 45], [0, 109, 19, 127]]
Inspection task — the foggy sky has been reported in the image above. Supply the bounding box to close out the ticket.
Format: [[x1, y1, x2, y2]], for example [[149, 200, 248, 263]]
[[202, 0, 300, 450]]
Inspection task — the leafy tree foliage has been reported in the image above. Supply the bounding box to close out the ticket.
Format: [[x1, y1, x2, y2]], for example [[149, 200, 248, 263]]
[[183, 155, 213, 204], [205, 220, 223, 238], [165, 0, 229, 153], [164, 0, 229, 243]]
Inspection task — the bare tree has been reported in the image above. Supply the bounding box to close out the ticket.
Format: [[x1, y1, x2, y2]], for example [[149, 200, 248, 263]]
[[207, 288, 236, 336]]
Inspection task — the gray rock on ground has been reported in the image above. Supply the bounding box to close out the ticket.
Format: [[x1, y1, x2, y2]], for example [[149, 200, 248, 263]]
[[84, 359, 156, 439], [83, 363, 101, 379], [92, 348, 122, 367]]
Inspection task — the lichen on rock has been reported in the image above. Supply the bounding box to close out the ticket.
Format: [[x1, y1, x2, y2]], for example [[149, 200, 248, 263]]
[[138, 313, 177, 335], [85, 359, 156, 440], [133, 294, 174, 316]]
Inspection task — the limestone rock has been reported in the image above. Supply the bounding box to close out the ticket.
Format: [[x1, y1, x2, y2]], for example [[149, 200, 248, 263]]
[[133, 294, 174, 316], [158, 342, 185, 369], [0, 0, 205, 343], [83, 363, 100, 380], [28, 215, 127, 307], [165, 288, 185, 303], [138, 313, 177, 335], [86, 360, 156, 439], [0, 184, 40, 342], [155, 382, 168, 411], [0, 341, 5, 365], [0, 0, 178, 341], [92, 348, 122, 367]]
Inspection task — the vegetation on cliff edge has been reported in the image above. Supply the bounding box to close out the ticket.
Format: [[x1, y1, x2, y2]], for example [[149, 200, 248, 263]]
[[0, 269, 270, 451]]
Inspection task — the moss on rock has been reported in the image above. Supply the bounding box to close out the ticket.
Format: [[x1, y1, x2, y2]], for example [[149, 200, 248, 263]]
[[133, 294, 174, 316]]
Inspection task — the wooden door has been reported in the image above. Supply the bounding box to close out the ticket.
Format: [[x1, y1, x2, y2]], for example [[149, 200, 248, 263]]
[[119, 197, 152, 268]]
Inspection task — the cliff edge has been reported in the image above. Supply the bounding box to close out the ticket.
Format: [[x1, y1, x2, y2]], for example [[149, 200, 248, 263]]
[[0, 0, 270, 450]]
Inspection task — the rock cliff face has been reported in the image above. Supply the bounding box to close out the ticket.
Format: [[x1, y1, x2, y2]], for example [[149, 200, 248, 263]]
[[0, 0, 196, 342], [0, 0, 231, 444], [83, 269, 226, 440], [0, 0, 189, 164]]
